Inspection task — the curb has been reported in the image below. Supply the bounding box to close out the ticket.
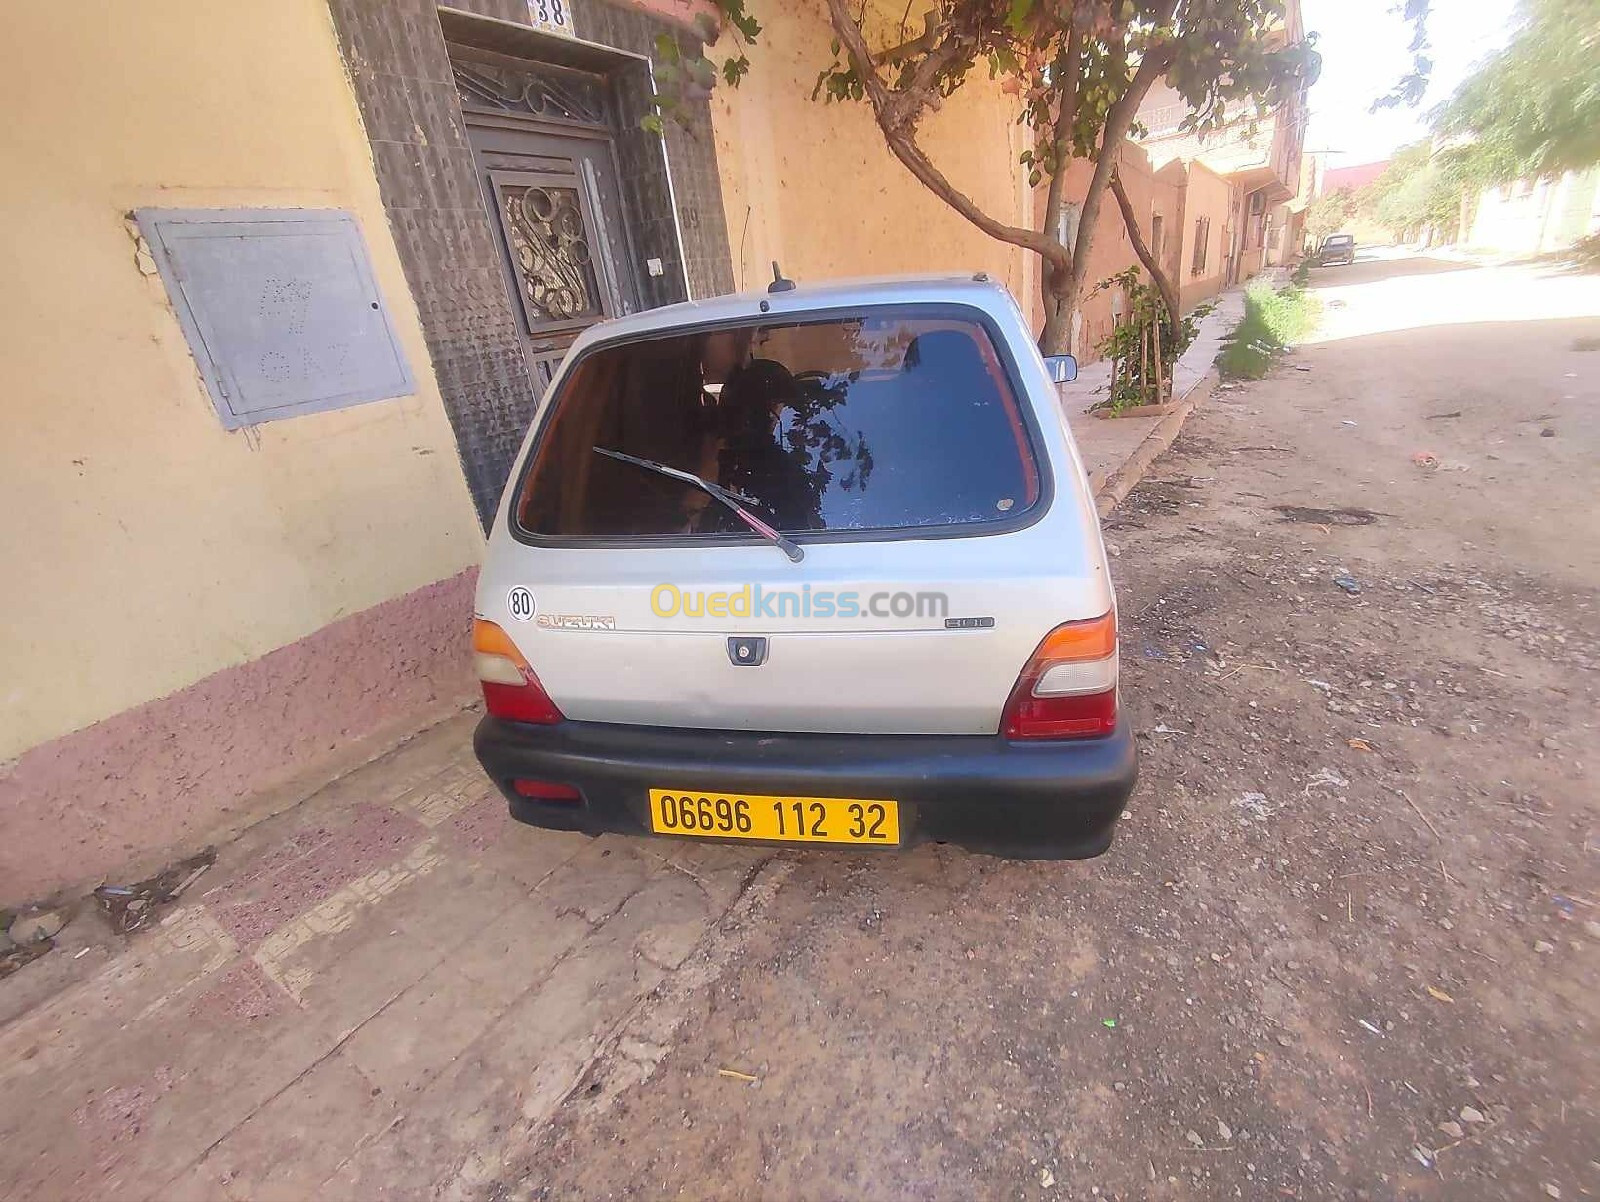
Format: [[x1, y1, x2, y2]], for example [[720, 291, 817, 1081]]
[[1093, 369, 1219, 518]]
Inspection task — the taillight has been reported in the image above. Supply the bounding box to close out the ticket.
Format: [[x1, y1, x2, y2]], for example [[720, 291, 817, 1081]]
[[1001, 613, 1119, 740], [473, 618, 563, 725]]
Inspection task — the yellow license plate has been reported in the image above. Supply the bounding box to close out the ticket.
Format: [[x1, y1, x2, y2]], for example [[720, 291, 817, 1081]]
[[647, 790, 900, 846]]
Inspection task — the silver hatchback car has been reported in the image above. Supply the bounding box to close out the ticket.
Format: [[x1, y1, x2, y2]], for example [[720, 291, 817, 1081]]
[[472, 273, 1134, 858]]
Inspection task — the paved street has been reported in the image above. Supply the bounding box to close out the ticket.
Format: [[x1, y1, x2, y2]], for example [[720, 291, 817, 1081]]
[[1, 251, 1596, 1201]]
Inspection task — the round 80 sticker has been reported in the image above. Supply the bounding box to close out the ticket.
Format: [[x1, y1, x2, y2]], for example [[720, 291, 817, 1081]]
[[507, 586, 535, 622]]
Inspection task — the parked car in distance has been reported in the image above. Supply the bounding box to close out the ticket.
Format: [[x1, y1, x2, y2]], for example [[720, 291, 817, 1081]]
[[472, 272, 1134, 859], [1318, 233, 1356, 266]]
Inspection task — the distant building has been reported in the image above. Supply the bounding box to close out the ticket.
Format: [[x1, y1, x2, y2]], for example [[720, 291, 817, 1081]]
[[1468, 168, 1600, 255], [1132, 0, 1311, 305], [1322, 160, 1391, 194], [1028, 0, 1310, 359]]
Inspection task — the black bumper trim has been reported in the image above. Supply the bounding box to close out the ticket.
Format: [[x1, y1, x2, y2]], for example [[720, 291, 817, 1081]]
[[473, 716, 1136, 860]]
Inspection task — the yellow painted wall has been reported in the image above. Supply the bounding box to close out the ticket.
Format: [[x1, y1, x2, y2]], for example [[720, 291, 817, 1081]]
[[1176, 160, 1236, 311], [0, 0, 484, 760], [708, 0, 1030, 303]]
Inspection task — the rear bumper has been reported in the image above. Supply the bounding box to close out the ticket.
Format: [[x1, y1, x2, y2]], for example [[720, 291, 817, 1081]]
[[473, 716, 1137, 860]]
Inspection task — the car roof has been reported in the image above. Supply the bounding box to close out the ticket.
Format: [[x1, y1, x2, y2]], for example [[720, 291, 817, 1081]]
[[569, 273, 1014, 351]]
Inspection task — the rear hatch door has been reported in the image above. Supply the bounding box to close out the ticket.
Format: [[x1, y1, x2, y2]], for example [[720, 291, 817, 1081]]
[[480, 304, 1111, 736]]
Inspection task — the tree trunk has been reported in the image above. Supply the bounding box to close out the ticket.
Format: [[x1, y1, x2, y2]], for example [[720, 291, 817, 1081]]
[[1110, 169, 1181, 334], [1037, 143, 1075, 354], [1059, 45, 1176, 343], [1035, 38, 1083, 356], [1039, 268, 1075, 355]]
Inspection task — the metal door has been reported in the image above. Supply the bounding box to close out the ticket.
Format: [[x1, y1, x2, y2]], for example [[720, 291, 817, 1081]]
[[457, 56, 642, 391]]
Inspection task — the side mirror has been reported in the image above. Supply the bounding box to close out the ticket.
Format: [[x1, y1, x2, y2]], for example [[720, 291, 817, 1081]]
[[1044, 354, 1078, 384]]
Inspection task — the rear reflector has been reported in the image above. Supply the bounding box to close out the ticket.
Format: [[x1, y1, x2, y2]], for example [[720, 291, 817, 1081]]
[[511, 779, 582, 802], [473, 618, 564, 725], [1002, 613, 1119, 740]]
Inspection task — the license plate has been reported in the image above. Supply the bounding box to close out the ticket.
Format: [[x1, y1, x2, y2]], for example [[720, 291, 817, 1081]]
[[647, 790, 900, 846]]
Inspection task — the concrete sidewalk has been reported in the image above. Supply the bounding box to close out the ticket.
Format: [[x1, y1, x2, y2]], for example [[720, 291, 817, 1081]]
[[0, 713, 781, 1200], [1061, 284, 1247, 511]]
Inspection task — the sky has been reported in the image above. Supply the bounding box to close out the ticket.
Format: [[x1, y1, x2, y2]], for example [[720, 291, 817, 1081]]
[[1301, 0, 1522, 167]]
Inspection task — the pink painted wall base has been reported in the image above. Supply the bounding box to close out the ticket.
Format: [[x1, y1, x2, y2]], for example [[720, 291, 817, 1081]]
[[1, 569, 479, 907]]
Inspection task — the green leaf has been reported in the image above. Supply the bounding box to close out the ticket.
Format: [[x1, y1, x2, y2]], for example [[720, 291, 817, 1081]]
[[723, 55, 750, 85], [693, 11, 721, 46], [641, 112, 666, 135], [653, 32, 681, 63], [1005, 0, 1033, 35]]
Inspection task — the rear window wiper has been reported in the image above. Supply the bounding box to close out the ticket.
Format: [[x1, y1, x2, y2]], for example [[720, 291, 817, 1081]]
[[592, 447, 805, 563]]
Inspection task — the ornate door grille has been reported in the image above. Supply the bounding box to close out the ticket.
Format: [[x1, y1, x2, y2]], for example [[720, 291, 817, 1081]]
[[457, 44, 643, 392], [499, 183, 603, 326]]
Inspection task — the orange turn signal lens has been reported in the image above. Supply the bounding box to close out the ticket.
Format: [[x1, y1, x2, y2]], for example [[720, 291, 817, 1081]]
[[473, 618, 564, 725], [473, 617, 528, 663], [1030, 612, 1117, 662], [1002, 612, 1119, 740]]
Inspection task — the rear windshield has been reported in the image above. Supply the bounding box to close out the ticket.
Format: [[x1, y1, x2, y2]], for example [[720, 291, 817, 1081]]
[[514, 312, 1041, 539], [1325, 235, 1354, 246]]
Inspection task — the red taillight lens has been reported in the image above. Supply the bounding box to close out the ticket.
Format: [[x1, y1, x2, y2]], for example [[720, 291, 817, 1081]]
[[1002, 613, 1119, 740], [511, 779, 582, 802], [480, 680, 564, 724], [1004, 687, 1118, 739], [473, 618, 564, 725]]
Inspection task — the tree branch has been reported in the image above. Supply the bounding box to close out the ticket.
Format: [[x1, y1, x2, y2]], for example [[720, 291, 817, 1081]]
[[1038, 30, 1083, 350], [873, 11, 937, 66], [1067, 38, 1176, 299], [1110, 167, 1180, 331], [822, 0, 1070, 270], [1040, 29, 1083, 277]]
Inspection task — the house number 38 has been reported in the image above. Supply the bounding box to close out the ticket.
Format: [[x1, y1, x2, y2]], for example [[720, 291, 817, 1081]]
[[530, 0, 567, 27]]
